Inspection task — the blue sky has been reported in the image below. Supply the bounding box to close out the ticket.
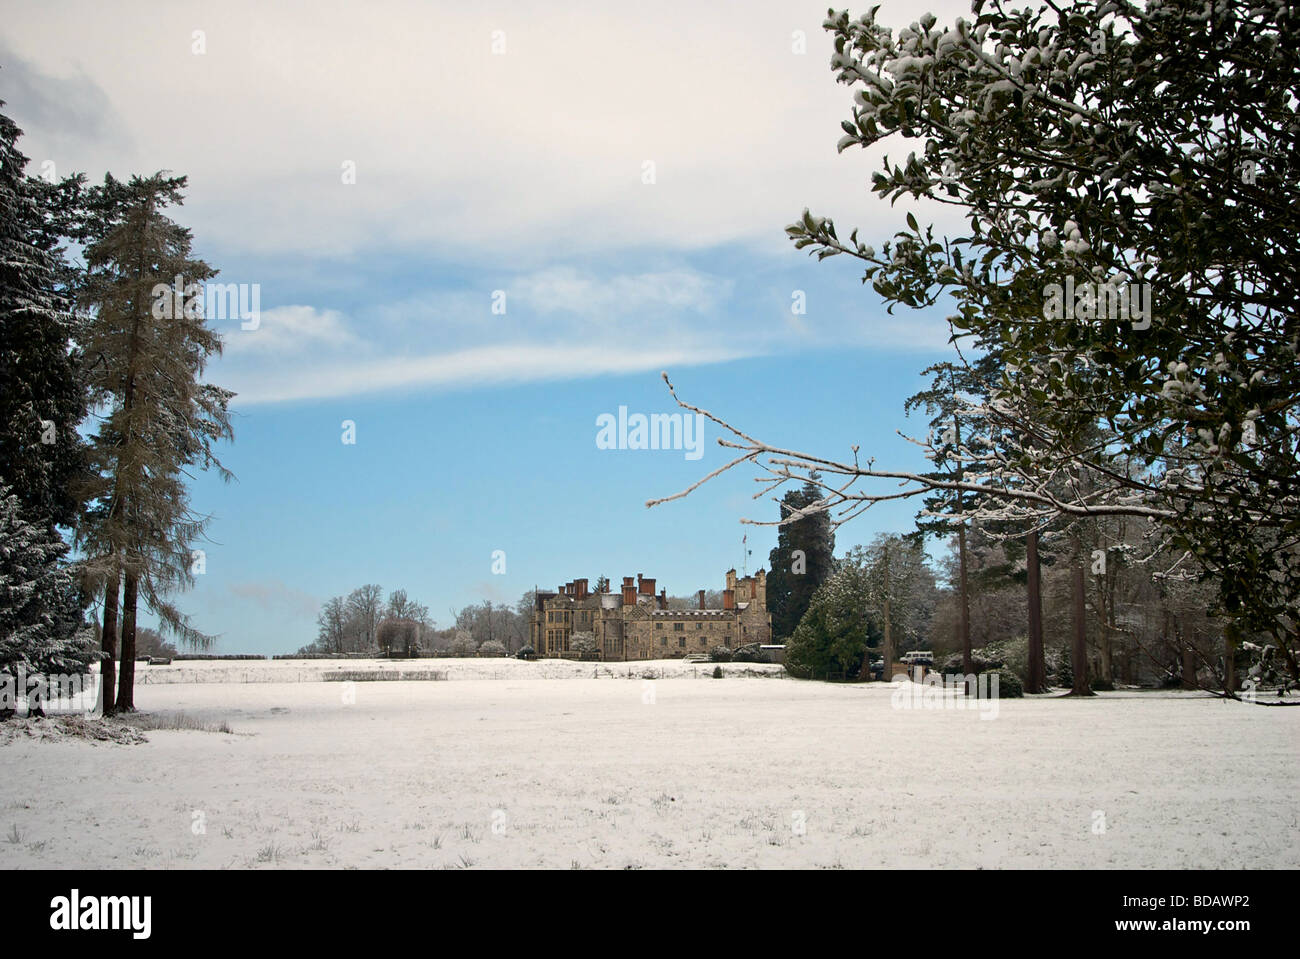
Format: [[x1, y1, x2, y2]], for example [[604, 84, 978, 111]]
[[2, 0, 972, 652]]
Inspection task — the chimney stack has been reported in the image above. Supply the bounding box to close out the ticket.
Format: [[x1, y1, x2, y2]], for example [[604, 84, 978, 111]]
[[698, 589, 706, 610], [640, 577, 656, 596], [622, 581, 636, 606], [723, 589, 735, 610], [659, 587, 667, 610]]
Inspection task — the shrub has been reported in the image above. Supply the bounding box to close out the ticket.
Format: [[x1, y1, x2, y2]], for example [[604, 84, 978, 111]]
[[712, 665, 723, 679], [709, 646, 733, 663], [983, 668, 1024, 698], [477, 639, 507, 657], [516, 646, 536, 661], [732, 643, 769, 664], [1090, 677, 1115, 692]]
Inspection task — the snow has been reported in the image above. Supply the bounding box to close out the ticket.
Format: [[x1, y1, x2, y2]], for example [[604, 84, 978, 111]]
[[125, 656, 786, 684], [1, 665, 1297, 869]]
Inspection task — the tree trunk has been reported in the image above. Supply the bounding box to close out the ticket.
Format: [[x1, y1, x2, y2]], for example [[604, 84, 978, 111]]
[[1181, 637, 1197, 691], [1070, 556, 1094, 695], [1025, 531, 1046, 693], [1224, 633, 1238, 693], [881, 547, 894, 679], [117, 568, 139, 711], [958, 525, 972, 675], [1099, 578, 1114, 684], [100, 573, 121, 715]]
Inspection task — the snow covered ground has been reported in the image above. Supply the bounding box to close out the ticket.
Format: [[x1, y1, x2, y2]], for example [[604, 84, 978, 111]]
[[1, 660, 1296, 869]]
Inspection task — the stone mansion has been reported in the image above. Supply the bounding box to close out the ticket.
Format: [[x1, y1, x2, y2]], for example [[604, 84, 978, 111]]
[[529, 570, 771, 660]]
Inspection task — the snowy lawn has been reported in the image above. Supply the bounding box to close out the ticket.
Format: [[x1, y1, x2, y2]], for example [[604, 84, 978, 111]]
[[1, 661, 1296, 869]]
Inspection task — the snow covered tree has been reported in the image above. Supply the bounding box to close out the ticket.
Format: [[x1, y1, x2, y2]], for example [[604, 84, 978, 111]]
[[0, 104, 88, 531], [75, 173, 234, 712], [0, 487, 96, 683], [904, 354, 1005, 673], [791, 0, 1300, 666]]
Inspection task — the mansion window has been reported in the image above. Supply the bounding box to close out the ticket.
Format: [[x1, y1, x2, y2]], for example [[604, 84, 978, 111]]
[[673, 623, 684, 632]]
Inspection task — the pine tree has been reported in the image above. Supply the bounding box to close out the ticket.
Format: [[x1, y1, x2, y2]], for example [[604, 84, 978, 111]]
[[766, 478, 835, 639], [0, 104, 88, 530], [75, 173, 234, 712]]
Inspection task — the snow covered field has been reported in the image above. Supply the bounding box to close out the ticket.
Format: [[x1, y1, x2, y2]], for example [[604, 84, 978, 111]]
[[1, 661, 1297, 869]]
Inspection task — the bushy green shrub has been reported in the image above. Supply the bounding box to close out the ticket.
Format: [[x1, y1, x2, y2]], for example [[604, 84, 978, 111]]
[[981, 668, 1023, 698], [709, 646, 733, 663], [732, 643, 769, 664], [516, 646, 536, 661], [712, 665, 723, 679]]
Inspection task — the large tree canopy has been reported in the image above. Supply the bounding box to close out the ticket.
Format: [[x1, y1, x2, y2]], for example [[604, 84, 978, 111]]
[[654, 0, 1299, 670]]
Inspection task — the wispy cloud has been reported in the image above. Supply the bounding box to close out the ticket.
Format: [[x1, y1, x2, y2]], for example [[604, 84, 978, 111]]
[[228, 579, 321, 619], [515, 267, 732, 317], [227, 341, 754, 406], [221, 305, 358, 355]]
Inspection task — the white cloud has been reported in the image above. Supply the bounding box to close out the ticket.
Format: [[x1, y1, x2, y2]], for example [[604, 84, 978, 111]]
[[515, 267, 731, 317], [221, 305, 358, 354], [226, 341, 753, 406]]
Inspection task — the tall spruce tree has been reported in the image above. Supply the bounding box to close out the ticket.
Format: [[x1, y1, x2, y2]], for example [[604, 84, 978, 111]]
[[0, 105, 94, 699], [76, 173, 233, 712], [0, 105, 87, 530], [766, 478, 836, 639]]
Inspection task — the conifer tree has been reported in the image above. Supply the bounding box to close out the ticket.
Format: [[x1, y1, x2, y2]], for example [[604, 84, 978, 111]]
[[0, 104, 87, 530], [766, 478, 836, 639], [76, 173, 233, 712]]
